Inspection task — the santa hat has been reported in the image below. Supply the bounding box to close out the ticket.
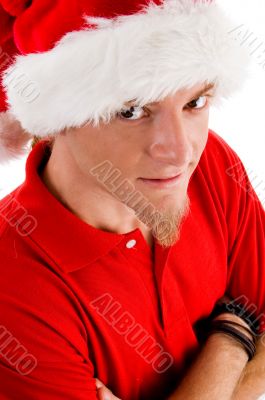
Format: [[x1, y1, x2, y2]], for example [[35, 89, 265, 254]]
[[0, 2, 31, 163], [0, 0, 250, 163]]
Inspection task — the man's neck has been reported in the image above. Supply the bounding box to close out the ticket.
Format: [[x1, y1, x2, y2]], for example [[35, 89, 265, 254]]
[[40, 146, 154, 251]]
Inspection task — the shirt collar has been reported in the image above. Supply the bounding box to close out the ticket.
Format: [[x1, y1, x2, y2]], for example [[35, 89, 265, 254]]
[[15, 140, 138, 273]]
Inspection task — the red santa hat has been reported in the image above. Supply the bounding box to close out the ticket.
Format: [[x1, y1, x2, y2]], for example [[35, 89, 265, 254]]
[[0, 0, 249, 163], [0, 1, 31, 163]]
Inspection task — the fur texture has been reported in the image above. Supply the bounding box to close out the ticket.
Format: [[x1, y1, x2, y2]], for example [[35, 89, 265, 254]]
[[0, 112, 31, 163], [2, 0, 250, 136]]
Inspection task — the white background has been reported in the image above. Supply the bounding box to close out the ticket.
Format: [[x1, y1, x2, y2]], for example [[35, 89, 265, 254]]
[[0, 0, 264, 207]]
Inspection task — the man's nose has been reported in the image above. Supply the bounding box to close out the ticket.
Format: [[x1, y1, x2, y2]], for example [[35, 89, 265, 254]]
[[147, 110, 192, 169]]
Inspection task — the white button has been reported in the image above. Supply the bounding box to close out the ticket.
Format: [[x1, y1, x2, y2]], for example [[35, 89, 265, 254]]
[[126, 239, 137, 249]]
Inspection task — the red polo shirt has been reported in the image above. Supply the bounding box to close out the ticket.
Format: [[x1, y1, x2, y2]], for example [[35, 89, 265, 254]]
[[0, 130, 264, 400]]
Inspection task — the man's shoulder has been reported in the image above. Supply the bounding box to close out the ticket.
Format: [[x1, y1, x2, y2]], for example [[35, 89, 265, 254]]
[[204, 129, 241, 166], [0, 185, 33, 240], [0, 189, 18, 237], [189, 129, 252, 214], [0, 184, 45, 284], [197, 129, 246, 184]]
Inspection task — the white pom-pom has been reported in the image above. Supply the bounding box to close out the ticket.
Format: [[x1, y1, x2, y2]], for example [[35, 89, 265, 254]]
[[0, 112, 31, 164]]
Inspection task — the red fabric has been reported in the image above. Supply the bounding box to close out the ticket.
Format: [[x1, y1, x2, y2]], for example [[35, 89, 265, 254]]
[[3, 0, 162, 54], [0, 0, 206, 55], [0, 36, 18, 111], [0, 3, 20, 111], [0, 3, 13, 43], [0, 0, 29, 16], [0, 130, 264, 399]]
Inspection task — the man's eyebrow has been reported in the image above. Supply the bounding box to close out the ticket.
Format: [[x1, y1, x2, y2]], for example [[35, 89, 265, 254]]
[[190, 82, 216, 101], [125, 82, 216, 107]]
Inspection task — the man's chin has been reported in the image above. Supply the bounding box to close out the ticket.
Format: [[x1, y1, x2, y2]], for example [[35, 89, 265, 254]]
[[137, 194, 191, 248]]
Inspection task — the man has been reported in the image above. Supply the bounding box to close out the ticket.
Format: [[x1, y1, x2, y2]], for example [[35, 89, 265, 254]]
[[0, 1, 264, 399]]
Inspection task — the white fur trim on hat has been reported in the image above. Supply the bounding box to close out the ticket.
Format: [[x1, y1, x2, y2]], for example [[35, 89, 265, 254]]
[[0, 112, 31, 163], [2, 0, 250, 136]]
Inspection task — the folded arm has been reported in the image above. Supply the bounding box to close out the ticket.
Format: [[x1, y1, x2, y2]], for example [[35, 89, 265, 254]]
[[166, 331, 248, 400], [232, 334, 265, 400]]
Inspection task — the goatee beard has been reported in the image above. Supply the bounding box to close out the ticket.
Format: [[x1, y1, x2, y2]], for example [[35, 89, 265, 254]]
[[136, 195, 191, 248]]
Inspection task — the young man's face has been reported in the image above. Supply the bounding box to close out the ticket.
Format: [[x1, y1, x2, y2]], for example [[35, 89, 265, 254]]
[[62, 82, 214, 247]]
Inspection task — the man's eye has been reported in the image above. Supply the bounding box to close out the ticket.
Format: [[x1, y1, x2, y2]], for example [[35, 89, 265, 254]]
[[117, 105, 146, 121], [117, 96, 208, 121], [186, 96, 208, 110]]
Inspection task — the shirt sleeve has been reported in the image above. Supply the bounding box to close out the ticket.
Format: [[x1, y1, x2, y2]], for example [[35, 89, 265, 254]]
[[0, 227, 98, 399], [224, 145, 265, 335]]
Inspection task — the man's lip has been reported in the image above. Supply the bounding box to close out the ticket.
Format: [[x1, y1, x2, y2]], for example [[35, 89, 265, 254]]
[[139, 173, 183, 181], [138, 173, 184, 189]]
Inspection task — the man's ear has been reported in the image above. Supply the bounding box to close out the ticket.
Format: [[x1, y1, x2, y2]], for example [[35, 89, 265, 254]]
[[0, 112, 32, 163]]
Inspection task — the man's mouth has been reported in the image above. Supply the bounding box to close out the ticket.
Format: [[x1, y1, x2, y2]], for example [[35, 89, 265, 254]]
[[138, 172, 184, 188]]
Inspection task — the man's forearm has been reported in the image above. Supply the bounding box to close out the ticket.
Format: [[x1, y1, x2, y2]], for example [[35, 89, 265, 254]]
[[167, 333, 248, 400], [232, 335, 265, 400]]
